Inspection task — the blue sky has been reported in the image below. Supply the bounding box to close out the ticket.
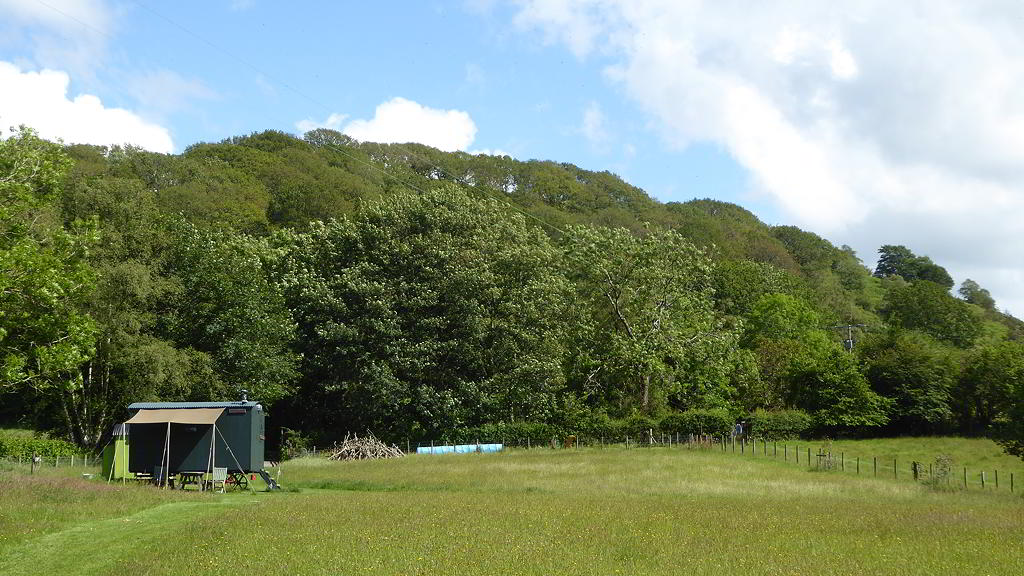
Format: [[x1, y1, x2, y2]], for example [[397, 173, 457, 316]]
[[0, 1, 756, 210], [2, 1, 1023, 316]]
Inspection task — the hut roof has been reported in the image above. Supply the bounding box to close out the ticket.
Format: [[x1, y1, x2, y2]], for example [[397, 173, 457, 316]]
[[127, 401, 260, 410]]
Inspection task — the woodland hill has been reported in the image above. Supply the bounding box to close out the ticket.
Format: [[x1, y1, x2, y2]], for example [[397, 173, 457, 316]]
[[2, 127, 1024, 456]]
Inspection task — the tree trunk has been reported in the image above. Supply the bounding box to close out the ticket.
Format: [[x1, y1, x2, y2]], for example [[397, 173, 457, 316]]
[[642, 372, 650, 411]]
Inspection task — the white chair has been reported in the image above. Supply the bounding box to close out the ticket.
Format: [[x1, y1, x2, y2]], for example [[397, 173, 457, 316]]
[[211, 467, 228, 493]]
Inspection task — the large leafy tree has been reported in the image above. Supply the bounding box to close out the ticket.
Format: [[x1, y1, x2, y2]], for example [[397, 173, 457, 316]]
[[874, 244, 954, 288], [163, 224, 299, 404], [279, 184, 569, 440], [958, 279, 996, 311], [563, 226, 744, 415], [40, 146, 298, 448], [986, 341, 1024, 458], [883, 280, 982, 347], [955, 341, 1024, 436], [858, 329, 957, 434], [0, 127, 98, 440], [744, 293, 891, 428]]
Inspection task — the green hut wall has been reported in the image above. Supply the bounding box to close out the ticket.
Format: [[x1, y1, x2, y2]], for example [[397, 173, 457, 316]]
[[101, 425, 133, 480]]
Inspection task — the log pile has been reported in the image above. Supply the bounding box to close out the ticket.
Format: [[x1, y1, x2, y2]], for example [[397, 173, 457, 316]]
[[326, 432, 405, 461]]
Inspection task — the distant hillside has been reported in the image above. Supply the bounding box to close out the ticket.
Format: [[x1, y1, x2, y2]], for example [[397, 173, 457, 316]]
[[4, 126, 1022, 450], [64, 128, 1020, 333]]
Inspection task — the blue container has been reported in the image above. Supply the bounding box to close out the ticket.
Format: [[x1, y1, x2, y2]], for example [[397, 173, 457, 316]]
[[416, 443, 503, 455]]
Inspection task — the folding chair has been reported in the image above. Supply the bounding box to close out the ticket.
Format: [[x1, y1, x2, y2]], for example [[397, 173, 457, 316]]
[[211, 467, 228, 493], [153, 465, 172, 488]]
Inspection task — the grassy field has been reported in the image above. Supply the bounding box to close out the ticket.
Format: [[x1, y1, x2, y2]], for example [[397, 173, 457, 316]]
[[1, 437, 1022, 575]]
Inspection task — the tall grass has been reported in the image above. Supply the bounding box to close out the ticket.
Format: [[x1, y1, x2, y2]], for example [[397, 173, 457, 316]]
[[1, 440, 1022, 575]]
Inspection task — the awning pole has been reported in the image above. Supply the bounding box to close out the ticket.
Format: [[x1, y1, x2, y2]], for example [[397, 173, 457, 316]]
[[107, 429, 116, 484], [163, 421, 171, 489], [206, 424, 216, 490]]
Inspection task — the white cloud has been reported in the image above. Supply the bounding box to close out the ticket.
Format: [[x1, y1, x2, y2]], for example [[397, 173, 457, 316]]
[[0, 61, 173, 153], [513, 0, 1024, 317], [581, 100, 610, 152], [0, 0, 112, 80], [0, 0, 111, 30], [125, 69, 218, 119], [295, 113, 349, 135], [309, 97, 478, 152]]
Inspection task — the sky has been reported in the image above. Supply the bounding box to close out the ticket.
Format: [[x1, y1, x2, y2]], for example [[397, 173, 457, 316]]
[[1, 0, 1023, 317]]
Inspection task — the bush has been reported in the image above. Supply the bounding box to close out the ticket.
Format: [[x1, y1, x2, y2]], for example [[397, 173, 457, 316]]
[[659, 409, 734, 437], [280, 427, 310, 460], [623, 414, 658, 440], [0, 429, 79, 459], [746, 409, 812, 440], [573, 413, 627, 441], [451, 422, 556, 446]]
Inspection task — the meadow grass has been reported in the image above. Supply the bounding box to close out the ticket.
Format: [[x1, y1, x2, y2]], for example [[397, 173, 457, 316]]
[[1, 439, 1022, 575], [821, 436, 1024, 481]]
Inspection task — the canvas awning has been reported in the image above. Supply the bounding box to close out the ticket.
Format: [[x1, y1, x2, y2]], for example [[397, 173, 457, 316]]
[[125, 407, 224, 425]]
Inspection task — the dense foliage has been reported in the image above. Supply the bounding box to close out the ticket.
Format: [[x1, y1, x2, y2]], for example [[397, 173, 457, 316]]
[[3, 127, 1024, 458], [0, 429, 78, 459]]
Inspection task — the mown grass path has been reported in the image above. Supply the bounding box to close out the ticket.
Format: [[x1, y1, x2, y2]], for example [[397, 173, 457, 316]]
[[0, 499, 248, 575]]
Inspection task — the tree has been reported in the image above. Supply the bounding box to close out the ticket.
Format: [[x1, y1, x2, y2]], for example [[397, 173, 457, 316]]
[[955, 341, 1024, 436], [711, 259, 803, 317], [874, 245, 954, 288], [884, 281, 982, 347], [164, 223, 299, 404], [858, 329, 957, 434], [279, 184, 569, 440], [989, 342, 1024, 458], [958, 279, 996, 311], [743, 293, 891, 428], [0, 127, 98, 442], [563, 226, 743, 415]]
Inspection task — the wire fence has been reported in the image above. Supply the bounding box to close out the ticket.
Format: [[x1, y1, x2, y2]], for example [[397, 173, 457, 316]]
[[6, 434, 1017, 494], [361, 432, 1019, 494], [0, 453, 100, 474]]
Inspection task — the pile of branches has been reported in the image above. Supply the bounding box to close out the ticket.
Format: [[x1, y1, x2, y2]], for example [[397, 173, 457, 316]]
[[326, 432, 404, 461]]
